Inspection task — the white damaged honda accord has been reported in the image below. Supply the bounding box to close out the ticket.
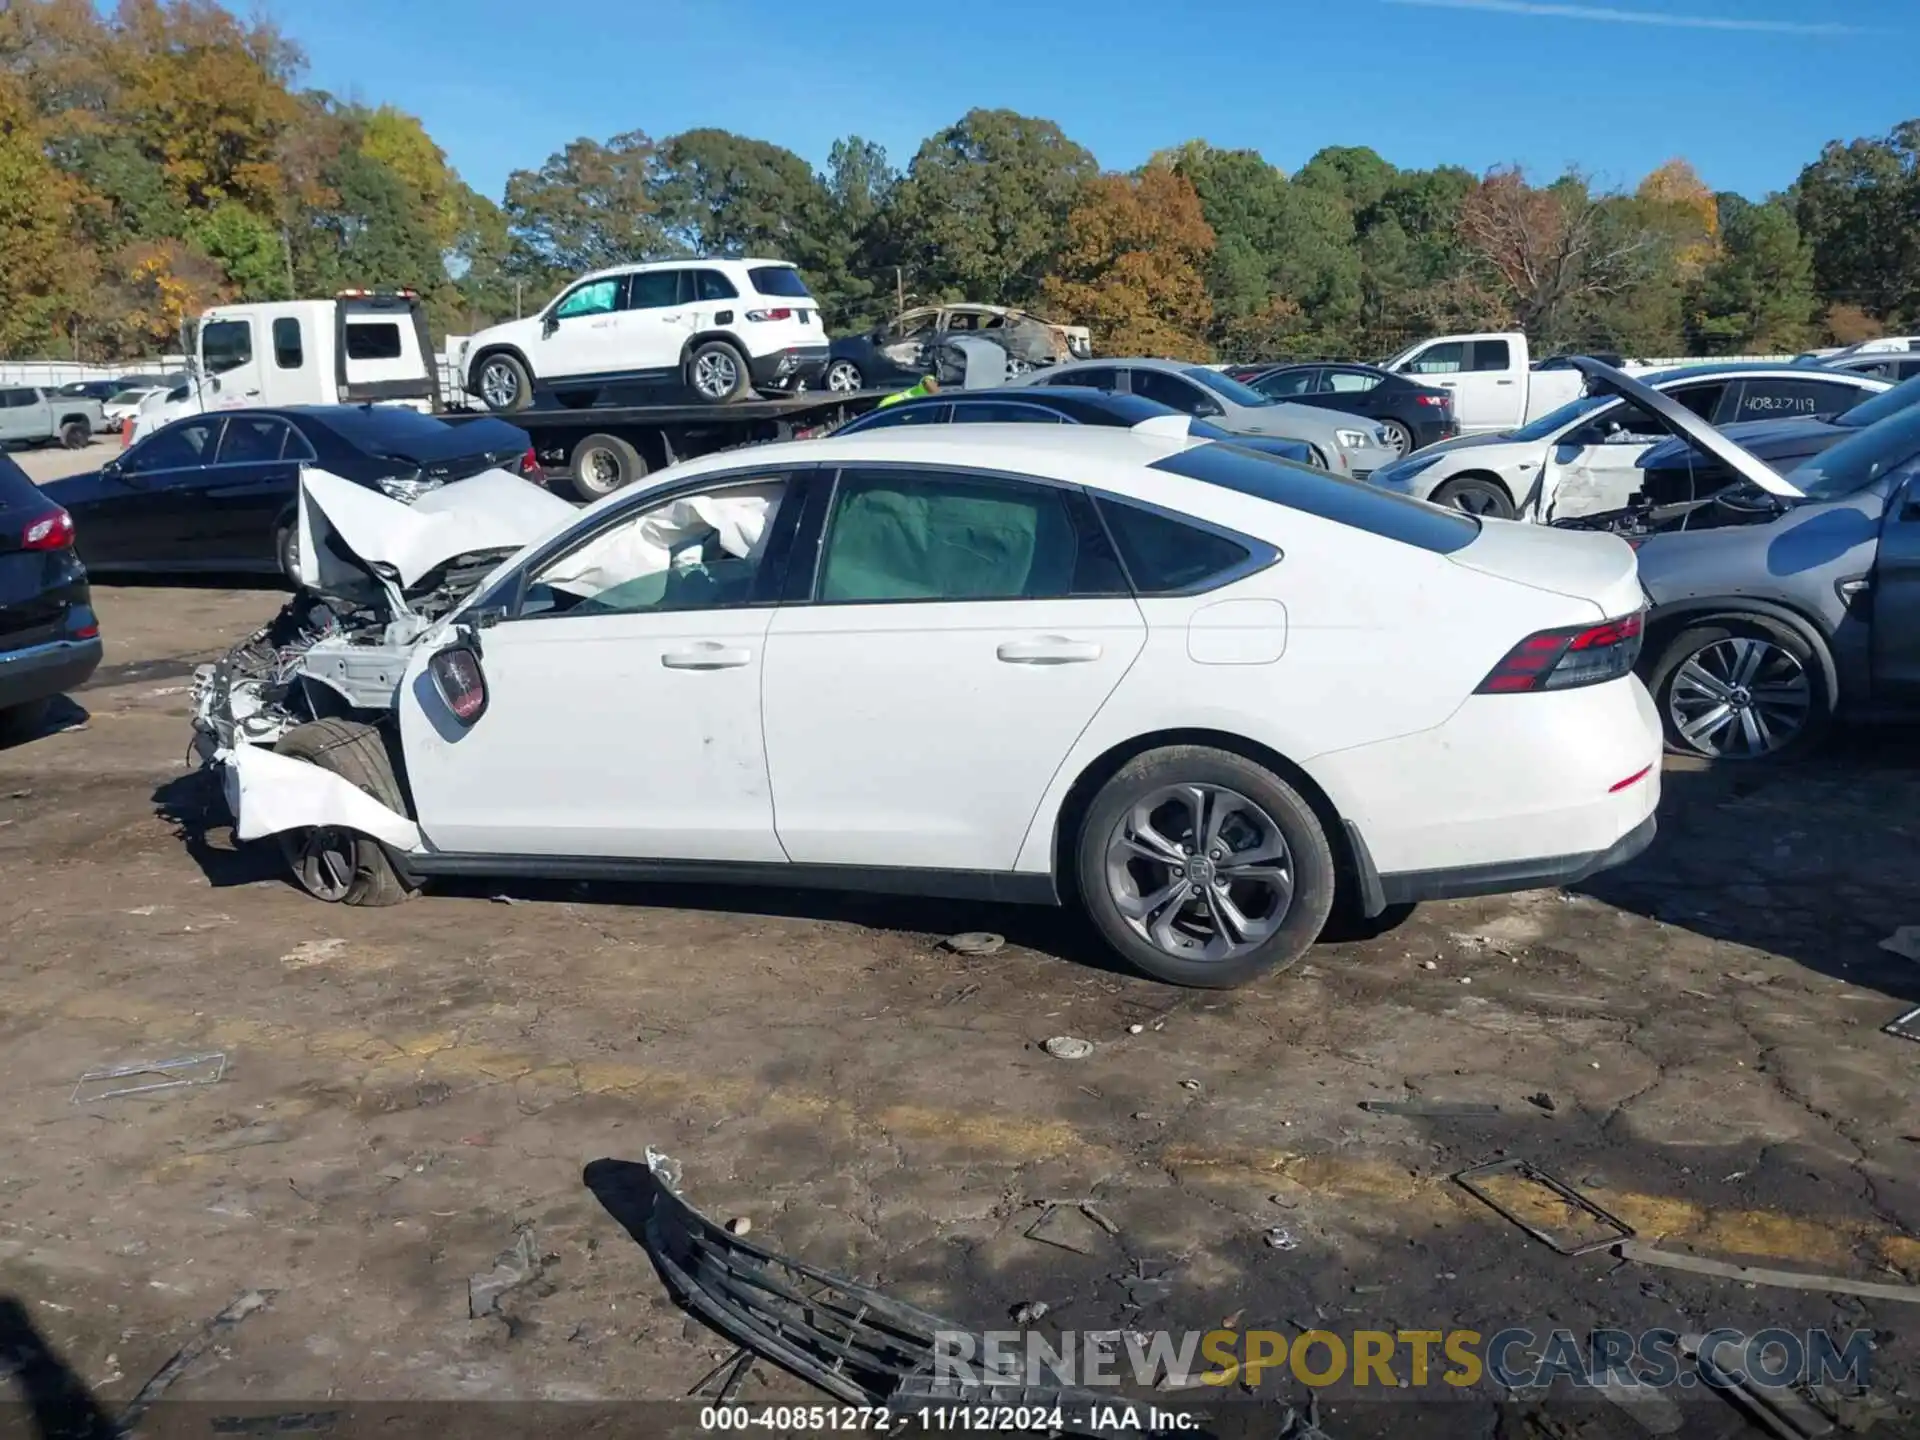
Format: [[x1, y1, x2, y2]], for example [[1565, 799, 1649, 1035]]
[[194, 420, 1662, 988]]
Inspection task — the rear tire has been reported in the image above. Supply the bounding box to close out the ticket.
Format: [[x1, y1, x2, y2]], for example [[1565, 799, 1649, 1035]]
[[1430, 475, 1516, 519], [475, 352, 533, 414], [568, 432, 645, 502], [823, 359, 864, 393], [1075, 746, 1336, 989], [0, 698, 52, 745], [1377, 419, 1414, 456], [59, 419, 90, 449], [272, 718, 416, 906], [688, 340, 751, 404], [275, 522, 300, 588], [1646, 617, 1832, 762]]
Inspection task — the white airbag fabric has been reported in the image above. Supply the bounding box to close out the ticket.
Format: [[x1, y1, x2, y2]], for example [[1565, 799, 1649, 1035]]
[[540, 486, 781, 597]]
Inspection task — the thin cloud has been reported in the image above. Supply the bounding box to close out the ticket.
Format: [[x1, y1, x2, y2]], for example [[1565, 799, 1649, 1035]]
[[1382, 0, 1860, 35]]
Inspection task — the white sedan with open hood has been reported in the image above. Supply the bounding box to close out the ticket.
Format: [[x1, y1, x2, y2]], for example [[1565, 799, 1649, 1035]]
[[194, 424, 1662, 988]]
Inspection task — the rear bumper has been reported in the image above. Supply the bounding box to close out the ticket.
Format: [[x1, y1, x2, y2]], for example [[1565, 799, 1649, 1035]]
[[751, 345, 830, 390], [1368, 814, 1657, 906], [0, 635, 102, 711]]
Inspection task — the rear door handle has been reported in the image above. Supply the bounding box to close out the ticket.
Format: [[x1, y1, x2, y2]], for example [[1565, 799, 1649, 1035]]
[[661, 643, 752, 670], [1496, 379, 1515, 386], [997, 637, 1102, 665]]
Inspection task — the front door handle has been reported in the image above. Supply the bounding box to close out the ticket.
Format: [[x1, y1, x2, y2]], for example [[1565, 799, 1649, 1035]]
[[997, 637, 1102, 665], [661, 642, 752, 670], [1495, 379, 1515, 386]]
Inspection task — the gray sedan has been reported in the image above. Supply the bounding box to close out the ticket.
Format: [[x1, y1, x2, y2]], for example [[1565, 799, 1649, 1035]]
[[1012, 358, 1398, 478]]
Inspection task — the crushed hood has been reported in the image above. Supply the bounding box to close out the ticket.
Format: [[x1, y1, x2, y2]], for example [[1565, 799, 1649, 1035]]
[[296, 466, 575, 595]]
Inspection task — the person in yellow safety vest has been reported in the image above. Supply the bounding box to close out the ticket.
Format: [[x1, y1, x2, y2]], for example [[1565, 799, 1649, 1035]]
[[875, 374, 940, 409]]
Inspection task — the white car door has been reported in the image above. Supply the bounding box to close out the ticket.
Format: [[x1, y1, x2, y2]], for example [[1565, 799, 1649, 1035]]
[[619, 269, 697, 378], [760, 464, 1147, 871], [1400, 337, 1521, 432], [398, 473, 798, 860], [536, 275, 629, 381]]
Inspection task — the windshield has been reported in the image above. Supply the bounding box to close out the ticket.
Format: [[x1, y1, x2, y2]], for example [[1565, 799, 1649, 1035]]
[[1509, 393, 1609, 442], [108, 390, 148, 405], [1791, 404, 1920, 500], [1837, 372, 1920, 430], [1183, 367, 1274, 407]]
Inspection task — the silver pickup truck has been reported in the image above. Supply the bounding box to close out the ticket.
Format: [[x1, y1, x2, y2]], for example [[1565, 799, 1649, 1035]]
[[0, 386, 107, 449]]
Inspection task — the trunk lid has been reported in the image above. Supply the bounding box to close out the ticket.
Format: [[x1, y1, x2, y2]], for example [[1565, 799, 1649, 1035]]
[[1450, 519, 1644, 619]]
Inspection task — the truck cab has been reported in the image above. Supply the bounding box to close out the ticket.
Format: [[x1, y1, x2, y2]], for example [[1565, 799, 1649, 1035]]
[[133, 291, 437, 440], [1379, 332, 1584, 434]]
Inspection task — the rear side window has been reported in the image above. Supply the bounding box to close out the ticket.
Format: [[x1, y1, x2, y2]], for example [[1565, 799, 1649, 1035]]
[[817, 468, 1124, 602], [1052, 366, 1119, 391], [694, 270, 738, 301], [625, 271, 681, 309], [949, 402, 1066, 424], [1252, 369, 1319, 398], [1097, 499, 1255, 595], [1468, 340, 1511, 372], [272, 317, 303, 369], [1129, 369, 1214, 416], [1325, 369, 1380, 394], [1732, 377, 1866, 421], [344, 323, 403, 360], [216, 416, 291, 464], [749, 266, 811, 298], [1150, 442, 1479, 554], [0, 388, 33, 407]]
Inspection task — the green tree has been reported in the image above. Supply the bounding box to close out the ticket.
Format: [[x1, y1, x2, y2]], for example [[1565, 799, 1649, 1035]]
[[187, 198, 284, 298], [1792, 120, 1920, 326], [0, 72, 90, 354], [298, 146, 442, 294], [504, 130, 676, 277], [888, 109, 1096, 307], [653, 128, 832, 258], [1690, 195, 1819, 351]]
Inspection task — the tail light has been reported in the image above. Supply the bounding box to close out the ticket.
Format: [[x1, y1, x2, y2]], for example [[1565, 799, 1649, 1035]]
[[22, 508, 74, 551], [1476, 611, 1645, 694], [429, 645, 488, 725], [519, 446, 544, 482], [745, 308, 793, 322], [1416, 394, 1451, 408]]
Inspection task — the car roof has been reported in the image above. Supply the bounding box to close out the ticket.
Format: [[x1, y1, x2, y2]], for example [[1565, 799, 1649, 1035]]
[[1643, 361, 1887, 384], [574, 256, 794, 283], [1058, 356, 1196, 373]]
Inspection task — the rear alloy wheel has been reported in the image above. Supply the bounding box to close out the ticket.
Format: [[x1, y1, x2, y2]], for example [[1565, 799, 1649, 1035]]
[[272, 718, 416, 906], [275, 522, 300, 587], [568, 432, 645, 502], [1377, 419, 1414, 456], [689, 340, 751, 403], [1076, 746, 1335, 988], [822, 359, 864, 393], [60, 419, 90, 449], [1429, 476, 1516, 519], [476, 353, 532, 414], [1649, 620, 1829, 761]]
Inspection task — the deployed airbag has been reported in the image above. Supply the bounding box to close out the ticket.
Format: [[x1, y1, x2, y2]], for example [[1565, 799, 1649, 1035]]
[[540, 486, 781, 602]]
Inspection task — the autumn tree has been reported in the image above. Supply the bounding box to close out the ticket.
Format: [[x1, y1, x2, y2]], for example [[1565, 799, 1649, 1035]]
[[0, 72, 90, 352], [889, 109, 1096, 307], [1041, 168, 1214, 359], [504, 130, 675, 280], [1690, 195, 1819, 351]]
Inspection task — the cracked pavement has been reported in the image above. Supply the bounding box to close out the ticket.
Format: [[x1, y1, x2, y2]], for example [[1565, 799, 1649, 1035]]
[[2, 583, 1919, 1436]]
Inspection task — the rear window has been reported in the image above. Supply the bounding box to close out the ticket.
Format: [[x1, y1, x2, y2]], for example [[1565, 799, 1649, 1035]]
[[749, 266, 811, 299], [344, 322, 404, 361], [1097, 500, 1255, 595], [1150, 442, 1480, 554], [307, 407, 452, 446]]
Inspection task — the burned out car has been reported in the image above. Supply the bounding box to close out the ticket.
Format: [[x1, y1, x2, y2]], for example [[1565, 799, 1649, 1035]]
[[1550, 359, 1920, 761], [821, 305, 1092, 393]]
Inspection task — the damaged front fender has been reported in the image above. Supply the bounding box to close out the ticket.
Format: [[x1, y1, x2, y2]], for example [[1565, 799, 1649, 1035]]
[[221, 742, 422, 851]]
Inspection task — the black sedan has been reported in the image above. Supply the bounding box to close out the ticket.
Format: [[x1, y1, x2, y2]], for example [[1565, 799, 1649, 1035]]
[[1229, 363, 1456, 456], [0, 452, 100, 742], [837, 385, 1317, 464], [45, 406, 537, 581]]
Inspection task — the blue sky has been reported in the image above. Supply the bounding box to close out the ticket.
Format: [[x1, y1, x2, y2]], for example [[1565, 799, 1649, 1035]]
[[257, 0, 1912, 203]]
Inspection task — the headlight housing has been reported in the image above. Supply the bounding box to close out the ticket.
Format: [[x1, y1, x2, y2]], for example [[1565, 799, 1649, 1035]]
[[1335, 428, 1369, 450], [375, 474, 447, 503]]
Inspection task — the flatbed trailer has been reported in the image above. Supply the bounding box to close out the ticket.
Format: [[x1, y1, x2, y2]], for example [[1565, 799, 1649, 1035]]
[[443, 390, 890, 503]]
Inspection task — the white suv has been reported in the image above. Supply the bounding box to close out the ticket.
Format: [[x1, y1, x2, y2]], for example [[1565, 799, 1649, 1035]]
[[463, 258, 828, 412]]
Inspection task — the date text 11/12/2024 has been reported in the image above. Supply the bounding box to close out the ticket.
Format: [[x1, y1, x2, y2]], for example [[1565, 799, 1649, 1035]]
[[698, 1405, 1205, 1432]]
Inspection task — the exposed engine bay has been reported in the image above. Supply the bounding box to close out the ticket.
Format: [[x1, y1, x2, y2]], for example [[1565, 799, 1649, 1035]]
[[1553, 480, 1794, 540]]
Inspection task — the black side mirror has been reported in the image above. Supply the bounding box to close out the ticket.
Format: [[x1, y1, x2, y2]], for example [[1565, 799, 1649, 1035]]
[[541, 314, 559, 338]]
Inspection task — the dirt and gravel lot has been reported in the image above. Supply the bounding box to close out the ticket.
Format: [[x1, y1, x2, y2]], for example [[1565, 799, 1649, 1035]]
[[3, 578, 1920, 1436], [7, 437, 119, 485]]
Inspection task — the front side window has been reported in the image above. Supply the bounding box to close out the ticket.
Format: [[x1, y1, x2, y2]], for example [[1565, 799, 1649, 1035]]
[[816, 469, 1124, 603], [555, 277, 624, 319], [948, 402, 1065, 424], [201, 320, 253, 374], [881, 310, 935, 341], [215, 416, 291, 465], [343, 322, 403, 360], [1097, 499, 1254, 595], [1252, 369, 1320, 399], [694, 270, 738, 301], [1130, 369, 1214, 416], [272, 317, 303, 369], [521, 480, 787, 618], [128, 417, 221, 471], [1405, 342, 1466, 375], [1468, 339, 1512, 372]]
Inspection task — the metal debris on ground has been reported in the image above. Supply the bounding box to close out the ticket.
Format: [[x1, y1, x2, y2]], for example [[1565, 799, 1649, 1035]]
[[688, 1347, 757, 1402], [942, 931, 1005, 955], [467, 1228, 545, 1319], [117, 1289, 275, 1430], [1044, 1036, 1095, 1060], [71, 1051, 227, 1104], [1883, 1006, 1920, 1044], [1010, 1300, 1050, 1325], [1526, 1092, 1558, 1112], [1359, 1099, 1501, 1116], [636, 1152, 1184, 1437], [724, 1216, 752, 1236], [1688, 1332, 1837, 1439], [490, 894, 524, 905], [1877, 926, 1920, 962], [1025, 1199, 1119, 1255], [1265, 1227, 1299, 1251], [1180, 1078, 1202, 1091], [1453, 1158, 1635, 1256], [1617, 1240, 1920, 1304]]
